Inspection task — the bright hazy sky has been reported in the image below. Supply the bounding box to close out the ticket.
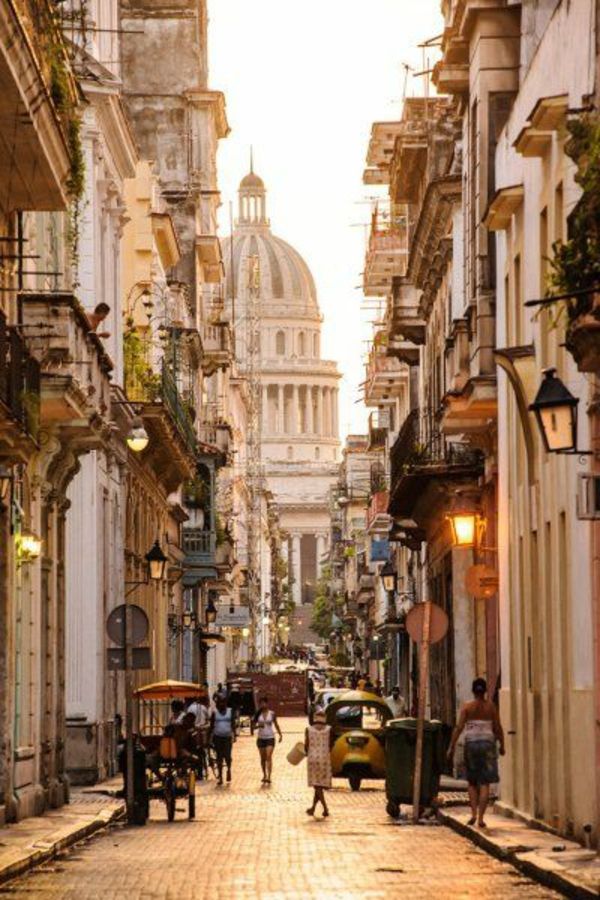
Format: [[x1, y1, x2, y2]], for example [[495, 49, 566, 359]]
[[209, 0, 443, 439]]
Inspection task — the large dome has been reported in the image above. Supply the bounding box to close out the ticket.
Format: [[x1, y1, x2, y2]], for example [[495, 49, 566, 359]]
[[223, 232, 318, 311], [222, 170, 319, 316]]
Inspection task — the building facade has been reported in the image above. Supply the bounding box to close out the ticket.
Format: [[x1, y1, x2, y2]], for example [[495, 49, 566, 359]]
[[223, 171, 341, 623]]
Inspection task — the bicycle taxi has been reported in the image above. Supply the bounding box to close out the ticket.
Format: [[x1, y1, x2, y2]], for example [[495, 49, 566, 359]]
[[134, 679, 208, 822]]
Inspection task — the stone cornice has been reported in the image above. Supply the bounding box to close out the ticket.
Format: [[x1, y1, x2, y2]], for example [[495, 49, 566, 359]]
[[407, 175, 461, 319]]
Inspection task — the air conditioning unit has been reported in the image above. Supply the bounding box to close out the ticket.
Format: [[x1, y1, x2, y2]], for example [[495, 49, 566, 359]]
[[576, 474, 600, 519]]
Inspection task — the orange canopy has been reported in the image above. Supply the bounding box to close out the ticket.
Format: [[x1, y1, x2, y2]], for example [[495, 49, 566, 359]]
[[134, 679, 207, 701]]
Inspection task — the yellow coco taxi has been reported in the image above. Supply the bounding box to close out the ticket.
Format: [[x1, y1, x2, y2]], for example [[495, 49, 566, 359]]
[[326, 690, 392, 791]]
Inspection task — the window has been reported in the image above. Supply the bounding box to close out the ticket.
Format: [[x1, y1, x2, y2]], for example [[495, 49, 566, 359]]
[[276, 330, 285, 355], [287, 446, 293, 460], [298, 331, 305, 356], [313, 333, 319, 357], [315, 447, 320, 461]]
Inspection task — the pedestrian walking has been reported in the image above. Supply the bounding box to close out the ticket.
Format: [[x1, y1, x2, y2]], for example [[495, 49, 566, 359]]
[[252, 696, 282, 784], [385, 686, 406, 719], [447, 677, 505, 828], [209, 696, 236, 785], [305, 711, 332, 818]]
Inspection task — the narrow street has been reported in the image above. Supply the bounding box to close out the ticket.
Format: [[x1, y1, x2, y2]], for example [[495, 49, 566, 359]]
[[3, 721, 557, 899]]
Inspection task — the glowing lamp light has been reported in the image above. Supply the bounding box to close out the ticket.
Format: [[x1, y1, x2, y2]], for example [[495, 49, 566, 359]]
[[446, 493, 480, 548], [127, 418, 149, 453], [242, 626, 250, 638], [17, 531, 42, 562], [145, 539, 168, 580], [380, 560, 397, 593], [529, 367, 578, 453]]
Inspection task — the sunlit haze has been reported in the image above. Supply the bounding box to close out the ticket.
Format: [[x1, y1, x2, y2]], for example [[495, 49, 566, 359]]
[[209, 0, 443, 438]]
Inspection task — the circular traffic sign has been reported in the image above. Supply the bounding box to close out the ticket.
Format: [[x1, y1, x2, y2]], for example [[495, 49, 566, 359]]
[[106, 604, 149, 646], [405, 601, 449, 644]]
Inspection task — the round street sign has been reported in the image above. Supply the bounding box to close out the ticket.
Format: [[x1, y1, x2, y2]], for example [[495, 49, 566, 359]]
[[405, 601, 449, 644], [106, 604, 149, 647]]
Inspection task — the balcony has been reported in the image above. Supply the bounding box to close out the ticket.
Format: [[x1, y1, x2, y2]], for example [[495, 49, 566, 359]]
[[125, 358, 197, 491], [197, 420, 232, 457], [367, 490, 391, 534], [201, 322, 232, 376], [0, 309, 40, 458], [363, 210, 408, 297], [364, 348, 405, 406], [19, 292, 112, 450], [363, 121, 405, 186], [0, 0, 77, 209], [367, 409, 389, 452], [391, 277, 425, 346], [182, 527, 216, 568], [389, 409, 484, 522], [196, 235, 222, 284]]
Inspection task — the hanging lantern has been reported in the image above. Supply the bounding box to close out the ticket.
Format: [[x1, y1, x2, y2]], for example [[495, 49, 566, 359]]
[[145, 539, 168, 580], [529, 367, 578, 453], [446, 493, 480, 548]]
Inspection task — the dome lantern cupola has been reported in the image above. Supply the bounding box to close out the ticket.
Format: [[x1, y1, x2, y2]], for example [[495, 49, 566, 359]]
[[238, 150, 269, 227]]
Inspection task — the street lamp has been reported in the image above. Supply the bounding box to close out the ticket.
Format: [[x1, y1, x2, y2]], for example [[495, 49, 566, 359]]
[[145, 539, 168, 580], [446, 493, 480, 548], [16, 531, 42, 564], [126, 418, 150, 453], [529, 367, 579, 453], [380, 560, 397, 593], [205, 595, 217, 625]]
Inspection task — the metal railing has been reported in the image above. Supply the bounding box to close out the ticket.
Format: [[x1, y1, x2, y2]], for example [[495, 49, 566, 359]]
[[0, 310, 40, 441], [125, 359, 197, 455], [182, 527, 216, 559], [390, 407, 483, 485]]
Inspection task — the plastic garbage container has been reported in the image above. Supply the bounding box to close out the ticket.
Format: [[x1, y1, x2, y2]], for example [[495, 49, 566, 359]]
[[119, 741, 149, 826], [384, 717, 447, 818]]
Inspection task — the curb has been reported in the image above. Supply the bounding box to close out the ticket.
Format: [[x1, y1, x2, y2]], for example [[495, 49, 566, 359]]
[[438, 809, 598, 900], [0, 803, 125, 887]]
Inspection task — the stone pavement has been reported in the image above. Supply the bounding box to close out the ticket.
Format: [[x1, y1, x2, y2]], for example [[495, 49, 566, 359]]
[[0, 788, 123, 887], [1, 718, 560, 899], [440, 804, 600, 898]]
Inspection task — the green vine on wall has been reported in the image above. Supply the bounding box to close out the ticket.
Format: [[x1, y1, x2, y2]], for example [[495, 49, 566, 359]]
[[547, 113, 600, 320], [46, 5, 86, 282]]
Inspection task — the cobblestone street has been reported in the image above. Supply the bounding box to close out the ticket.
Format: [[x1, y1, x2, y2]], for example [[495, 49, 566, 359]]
[[2, 720, 559, 899]]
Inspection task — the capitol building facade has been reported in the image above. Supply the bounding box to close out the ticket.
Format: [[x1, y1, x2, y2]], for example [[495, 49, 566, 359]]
[[223, 170, 341, 606]]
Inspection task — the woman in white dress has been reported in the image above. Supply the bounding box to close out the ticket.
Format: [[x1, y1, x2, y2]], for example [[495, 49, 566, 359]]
[[304, 711, 332, 817]]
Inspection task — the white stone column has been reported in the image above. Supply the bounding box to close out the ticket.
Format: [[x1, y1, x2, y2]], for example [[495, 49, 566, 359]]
[[292, 384, 299, 435], [306, 387, 314, 433], [278, 384, 284, 433], [316, 534, 326, 574], [291, 533, 302, 605], [323, 387, 330, 436], [262, 385, 268, 426], [316, 387, 323, 436], [333, 388, 339, 437]]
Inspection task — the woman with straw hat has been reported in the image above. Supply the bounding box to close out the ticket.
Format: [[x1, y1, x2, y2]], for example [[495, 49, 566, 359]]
[[304, 710, 332, 818]]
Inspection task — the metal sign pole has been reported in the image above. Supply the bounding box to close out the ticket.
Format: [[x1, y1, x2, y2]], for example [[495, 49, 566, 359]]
[[125, 599, 135, 823], [412, 599, 431, 824]]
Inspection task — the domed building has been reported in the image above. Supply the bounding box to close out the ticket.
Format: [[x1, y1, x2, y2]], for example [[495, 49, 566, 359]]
[[223, 168, 341, 606]]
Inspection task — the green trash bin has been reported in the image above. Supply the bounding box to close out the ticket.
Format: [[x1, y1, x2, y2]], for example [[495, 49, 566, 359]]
[[384, 718, 447, 818]]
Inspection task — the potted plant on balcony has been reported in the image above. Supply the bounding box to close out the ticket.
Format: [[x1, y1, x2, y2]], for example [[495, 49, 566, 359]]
[[183, 476, 208, 509], [548, 113, 600, 373]]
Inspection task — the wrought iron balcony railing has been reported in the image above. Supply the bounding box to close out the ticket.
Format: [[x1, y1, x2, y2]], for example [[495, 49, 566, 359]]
[[125, 360, 197, 456], [0, 309, 40, 442]]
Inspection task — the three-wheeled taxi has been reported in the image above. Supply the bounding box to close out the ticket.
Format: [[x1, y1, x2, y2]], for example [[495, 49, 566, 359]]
[[134, 679, 207, 822], [326, 690, 393, 791]]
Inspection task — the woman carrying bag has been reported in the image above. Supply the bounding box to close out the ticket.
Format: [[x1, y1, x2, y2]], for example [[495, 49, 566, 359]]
[[304, 711, 332, 818]]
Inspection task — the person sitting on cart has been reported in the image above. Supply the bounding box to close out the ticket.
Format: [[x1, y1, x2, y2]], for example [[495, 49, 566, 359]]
[[169, 699, 186, 725]]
